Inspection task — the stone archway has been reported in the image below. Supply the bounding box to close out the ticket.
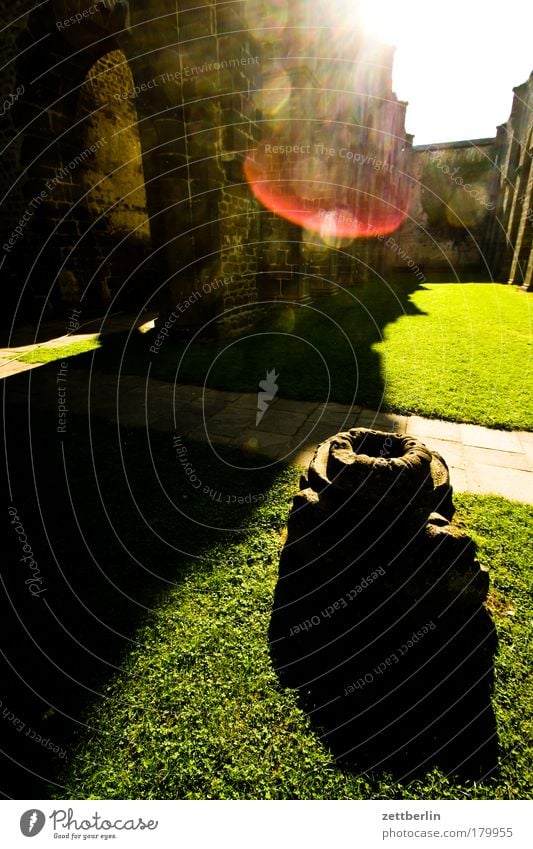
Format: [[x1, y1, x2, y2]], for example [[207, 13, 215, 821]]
[[4, 0, 131, 318], [75, 49, 152, 310]]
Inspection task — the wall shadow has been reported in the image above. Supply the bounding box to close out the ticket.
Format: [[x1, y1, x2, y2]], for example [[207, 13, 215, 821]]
[[1, 365, 282, 798], [63, 273, 428, 411]]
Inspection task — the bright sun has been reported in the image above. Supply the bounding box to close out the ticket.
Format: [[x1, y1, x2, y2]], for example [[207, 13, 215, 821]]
[[330, 0, 533, 144]]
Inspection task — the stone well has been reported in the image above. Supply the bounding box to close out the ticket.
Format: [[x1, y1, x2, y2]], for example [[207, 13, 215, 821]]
[[269, 428, 497, 776]]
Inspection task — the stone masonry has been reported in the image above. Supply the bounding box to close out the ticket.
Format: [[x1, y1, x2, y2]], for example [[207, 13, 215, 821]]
[[0, 2, 531, 336]]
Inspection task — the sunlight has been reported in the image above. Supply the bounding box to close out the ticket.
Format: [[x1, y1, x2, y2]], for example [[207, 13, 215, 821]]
[[350, 0, 533, 142]]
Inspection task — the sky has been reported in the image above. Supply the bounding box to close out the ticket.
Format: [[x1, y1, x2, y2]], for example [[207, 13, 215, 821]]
[[356, 0, 533, 145]]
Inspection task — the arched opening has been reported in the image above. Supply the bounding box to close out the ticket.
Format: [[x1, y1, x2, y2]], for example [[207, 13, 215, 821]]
[[74, 49, 152, 310]]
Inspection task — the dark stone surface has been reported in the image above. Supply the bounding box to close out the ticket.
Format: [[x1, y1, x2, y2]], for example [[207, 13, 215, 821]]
[[269, 428, 498, 778]]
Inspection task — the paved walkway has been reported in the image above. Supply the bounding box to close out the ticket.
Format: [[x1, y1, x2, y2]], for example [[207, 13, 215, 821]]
[[1, 312, 531, 503], [4, 365, 533, 504]]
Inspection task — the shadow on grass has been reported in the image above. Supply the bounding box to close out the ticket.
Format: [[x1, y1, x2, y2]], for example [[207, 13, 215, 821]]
[[66, 277, 426, 408], [271, 601, 498, 782], [1, 378, 284, 799], [1, 275, 429, 797]]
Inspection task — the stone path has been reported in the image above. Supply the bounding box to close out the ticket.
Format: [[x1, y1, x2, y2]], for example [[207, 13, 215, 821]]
[[4, 365, 532, 504]]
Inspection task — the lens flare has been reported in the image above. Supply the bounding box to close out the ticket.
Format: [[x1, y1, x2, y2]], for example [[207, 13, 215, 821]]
[[244, 144, 410, 238], [244, 0, 289, 43], [256, 70, 292, 117]]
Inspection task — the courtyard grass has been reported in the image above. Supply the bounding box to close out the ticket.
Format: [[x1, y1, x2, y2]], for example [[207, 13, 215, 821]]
[[12, 337, 101, 364], [55, 450, 533, 801], [56, 280, 531, 431], [373, 283, 532, 430]]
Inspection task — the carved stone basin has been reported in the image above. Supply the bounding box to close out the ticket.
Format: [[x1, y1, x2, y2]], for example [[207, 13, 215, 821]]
[[269, 428, 497, 777]]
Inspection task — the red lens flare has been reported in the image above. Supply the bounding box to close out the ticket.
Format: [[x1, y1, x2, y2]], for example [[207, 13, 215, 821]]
[[244, 146, 411, 239]]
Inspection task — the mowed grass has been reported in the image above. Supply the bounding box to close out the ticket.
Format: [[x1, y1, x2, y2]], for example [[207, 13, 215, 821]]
[[51, 280, 531, 431], [13, 338, 100, 364], [373, 283, 532, 430], [56, 475, 533, 801]]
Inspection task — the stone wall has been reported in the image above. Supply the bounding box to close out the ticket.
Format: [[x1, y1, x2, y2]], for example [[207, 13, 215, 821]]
[[1, 2, 530, 335], [249, 4, 414, 300], [484, 72, 533, 290], [76, 51, 151, 307], [0, 0, 143, 322], [123, 0, 262, 337], [393, 139, 496, 279], [0, 0, 40, 320]]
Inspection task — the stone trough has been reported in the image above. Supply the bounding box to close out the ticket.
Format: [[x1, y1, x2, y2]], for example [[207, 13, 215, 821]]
[[269, 428, 497, 777]]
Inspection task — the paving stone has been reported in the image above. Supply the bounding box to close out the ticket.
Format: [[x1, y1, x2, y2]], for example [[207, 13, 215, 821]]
[[205, 408, 256, 437], [464, 446, 532, 472], [228, 393, 260, 410], [469, 464, 533, 504], [406, 416, 463, 443], [184, 398, 229, 417], [173, 385, 203, 402], [415, 437, 466, 470], [306, 401, 358, 423], [233, 429, 291, 458], [293, 424, 339, 448], [3, 355, 532, 504], [288, 444, 316, 469], [151, 414, 188, 434], [201, 388, 241, 404], [203, 434, 236, 447], [169, 412, 206, 435], [309, 416, 357, 434], [183, 424, 211, 442], [0, 358, 37, 377], [114, 408, 156, 429], [518, 433, 533, 467], [448, 466, 468, 493], [270, 398, 319, 415], [126, 380, 172, 396], [460, 423, 524, 453], [356, 409, 408, 433], [256, 409, 304, 436]]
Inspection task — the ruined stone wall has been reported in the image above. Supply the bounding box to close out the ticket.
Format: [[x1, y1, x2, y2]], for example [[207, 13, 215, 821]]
[[125, 0, 262, 337], [251, 6, 414, 300], [393, 140, 496, 278], [0, 0, 140, 322], [485, 72, 533, 290], [76, 51, 151, 308], [3, 2, 526, 336], [0, 0, 39, 319]]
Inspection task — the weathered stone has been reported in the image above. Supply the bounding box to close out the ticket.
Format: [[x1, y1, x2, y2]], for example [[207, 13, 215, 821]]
[[270, 428, 497, 777]]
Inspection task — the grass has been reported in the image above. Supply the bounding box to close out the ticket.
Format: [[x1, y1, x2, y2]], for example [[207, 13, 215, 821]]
[[57, 280, 531, 430], [3, 399, 531, 800], [53, 446, 532, 801], [13, 338, 100, 364], [374, 283, 532, 430]]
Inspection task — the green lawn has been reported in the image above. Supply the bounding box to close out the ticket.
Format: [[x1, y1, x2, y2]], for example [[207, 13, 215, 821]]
[[44, 280, 531, 430], [4, 402, 530, 800], [55, 457, 533, 801], [13, 338, 101, 364], [374, 283, 532, 430]]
